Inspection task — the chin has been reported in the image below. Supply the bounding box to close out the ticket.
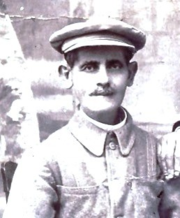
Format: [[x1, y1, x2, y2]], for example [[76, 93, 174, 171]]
[[82, 97, 120, 113], [86, 103, 119, 114]]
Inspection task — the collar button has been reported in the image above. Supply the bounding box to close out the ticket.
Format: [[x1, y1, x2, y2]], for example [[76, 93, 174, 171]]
[[109, 142, 117, 150]]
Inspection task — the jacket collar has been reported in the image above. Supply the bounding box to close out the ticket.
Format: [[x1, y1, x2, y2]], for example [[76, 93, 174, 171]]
[[68, 108, 136, 157]]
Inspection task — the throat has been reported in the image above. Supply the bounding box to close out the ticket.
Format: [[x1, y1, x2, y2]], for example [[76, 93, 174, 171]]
[[85, 108, 125, 125]]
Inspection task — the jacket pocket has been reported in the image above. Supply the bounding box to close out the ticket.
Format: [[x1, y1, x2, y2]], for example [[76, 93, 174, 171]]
[[56, 184, 108, 218]]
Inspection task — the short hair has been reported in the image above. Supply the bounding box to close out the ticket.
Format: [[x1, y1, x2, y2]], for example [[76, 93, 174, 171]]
[[64, 49, 79, 68], [64, 46, 134, 68]]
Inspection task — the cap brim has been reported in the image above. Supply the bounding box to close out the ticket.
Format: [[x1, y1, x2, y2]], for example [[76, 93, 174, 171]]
[[61, 33, 135, 53]]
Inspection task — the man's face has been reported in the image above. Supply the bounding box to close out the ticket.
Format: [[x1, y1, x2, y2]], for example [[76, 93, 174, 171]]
[[70, 46, 136, 118]]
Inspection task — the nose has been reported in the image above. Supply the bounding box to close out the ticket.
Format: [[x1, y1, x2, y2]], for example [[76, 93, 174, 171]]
[[97, 65, 109, 86]]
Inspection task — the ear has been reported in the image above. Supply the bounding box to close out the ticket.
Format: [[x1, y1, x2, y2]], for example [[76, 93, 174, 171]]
[[58, 65, 73, 89], [127, 61, 138, 87]]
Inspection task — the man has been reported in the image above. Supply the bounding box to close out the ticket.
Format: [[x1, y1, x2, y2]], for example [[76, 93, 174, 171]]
[[3, 18, 179, 218]]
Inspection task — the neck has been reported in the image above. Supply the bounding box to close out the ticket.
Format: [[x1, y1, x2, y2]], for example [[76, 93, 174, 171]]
[[83, 107, 124, 125]]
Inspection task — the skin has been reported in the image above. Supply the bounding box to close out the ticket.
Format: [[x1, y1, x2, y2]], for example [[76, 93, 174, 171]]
[[62, 46, 137, 125]]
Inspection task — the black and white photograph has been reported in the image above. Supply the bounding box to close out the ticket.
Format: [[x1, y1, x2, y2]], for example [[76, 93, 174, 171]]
[[1, 0, 180, 217]]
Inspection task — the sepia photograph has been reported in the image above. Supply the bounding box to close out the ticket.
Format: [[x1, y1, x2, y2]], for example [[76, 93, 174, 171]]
[[1, 0, 180, 217]]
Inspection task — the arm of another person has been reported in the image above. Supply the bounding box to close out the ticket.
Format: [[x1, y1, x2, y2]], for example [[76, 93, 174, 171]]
[[157, 121, 180, 217], [2, 146, 59, 218], [158, 121, 180, 180]]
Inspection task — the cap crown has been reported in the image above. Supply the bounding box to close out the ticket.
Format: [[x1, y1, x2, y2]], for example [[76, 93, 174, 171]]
[[49, 18, 146, 54]]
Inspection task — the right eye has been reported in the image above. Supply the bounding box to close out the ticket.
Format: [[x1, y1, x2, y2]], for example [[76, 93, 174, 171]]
[[84, 65, 95, 71], [81, 63, 98, 73]]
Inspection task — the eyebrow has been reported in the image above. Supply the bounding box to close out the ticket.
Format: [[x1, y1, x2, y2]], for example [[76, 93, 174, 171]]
[[79, 61, 99, 68], [106, 59, 123, 64], [79, 59, 124, 69], [106, 59, 123, 66]]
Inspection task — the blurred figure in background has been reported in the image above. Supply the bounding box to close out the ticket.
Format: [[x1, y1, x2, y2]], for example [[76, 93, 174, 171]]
[[0, 14, 40, 164], [0, 76, 40, 163], [0, 78, 26, 163]]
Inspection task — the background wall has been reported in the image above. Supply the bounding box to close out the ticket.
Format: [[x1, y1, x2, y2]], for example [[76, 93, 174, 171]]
[[1, 0, 180, 139]]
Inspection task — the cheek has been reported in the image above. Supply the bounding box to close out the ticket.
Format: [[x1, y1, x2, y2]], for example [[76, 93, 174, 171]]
[[72, 80, 87, 101], [112, 74, 129, 89], [73, 74, 94, 94]]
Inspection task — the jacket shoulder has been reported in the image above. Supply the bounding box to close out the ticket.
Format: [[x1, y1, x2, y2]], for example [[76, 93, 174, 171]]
[[133, 123, 158, 143], [42, 124, 73, 146]]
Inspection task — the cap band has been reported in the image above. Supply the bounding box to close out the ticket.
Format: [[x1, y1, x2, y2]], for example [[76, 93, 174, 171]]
[[61, 33, 135, 53]]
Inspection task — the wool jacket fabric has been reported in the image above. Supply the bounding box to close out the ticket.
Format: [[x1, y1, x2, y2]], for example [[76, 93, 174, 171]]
[[3, 109, 165, 218]]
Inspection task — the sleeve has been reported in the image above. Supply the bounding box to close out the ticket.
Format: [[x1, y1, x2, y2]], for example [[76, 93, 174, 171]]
[[159, 177, 180, 218], [2, 147, 59, 218]]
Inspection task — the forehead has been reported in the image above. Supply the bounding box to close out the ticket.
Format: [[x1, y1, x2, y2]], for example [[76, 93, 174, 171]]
[[75, 46, 127, 62]]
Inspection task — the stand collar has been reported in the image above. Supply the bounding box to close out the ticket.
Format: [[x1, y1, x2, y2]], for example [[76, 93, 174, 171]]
[[68, 108, 136, 156]]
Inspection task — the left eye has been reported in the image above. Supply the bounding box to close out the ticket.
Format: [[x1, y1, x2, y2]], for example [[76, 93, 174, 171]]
[[107, 61, 123, 70], [110, 63, 122, 69]]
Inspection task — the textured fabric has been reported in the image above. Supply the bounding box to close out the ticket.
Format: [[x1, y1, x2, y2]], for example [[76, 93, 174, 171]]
[[49, 18, 146, 54], [159, 177, 180, 218], [3, 109, 164, 218], [61, 33, 135, 54]]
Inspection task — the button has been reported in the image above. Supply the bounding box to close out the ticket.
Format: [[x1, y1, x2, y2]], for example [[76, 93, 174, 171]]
[[109, 142, 117, 150]]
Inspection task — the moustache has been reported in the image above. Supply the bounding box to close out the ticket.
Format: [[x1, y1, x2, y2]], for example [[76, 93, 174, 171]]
[[90, 87, 114, 96]]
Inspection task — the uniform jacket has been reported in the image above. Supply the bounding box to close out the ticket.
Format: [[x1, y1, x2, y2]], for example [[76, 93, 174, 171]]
[[3, 109, 165, 218]]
